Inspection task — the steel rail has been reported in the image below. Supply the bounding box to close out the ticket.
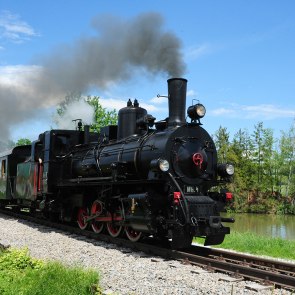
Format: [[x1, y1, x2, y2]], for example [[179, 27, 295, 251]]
[[1, 208, 294, 291]]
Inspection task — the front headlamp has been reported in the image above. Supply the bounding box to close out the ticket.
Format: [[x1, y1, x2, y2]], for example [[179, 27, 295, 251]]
[[150, 158, 170, 173], [217, 163, 235, 177], [225, 164, 234, 176], [187, 103, 206, 121], [159, 159, 170, 172], [195, 104, 206, 118]]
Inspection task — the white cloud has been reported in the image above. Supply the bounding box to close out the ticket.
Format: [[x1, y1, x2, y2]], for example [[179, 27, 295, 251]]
[[185, 43, 211, 61], [211, 103, 295, 120], [0, 10, 39, 44], [187, 89, 198, 97], [211, 107, 236, 116], [99, 98, 128, 111], [241, 104, 295, 119], [140, 103, 164, 113]]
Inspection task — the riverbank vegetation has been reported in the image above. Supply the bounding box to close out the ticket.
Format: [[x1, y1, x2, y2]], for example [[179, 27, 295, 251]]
[[0, 247, 101, 295], [218, 231, 295, 260], [196, 231, 295, 261], [214, 121, 295, 215]]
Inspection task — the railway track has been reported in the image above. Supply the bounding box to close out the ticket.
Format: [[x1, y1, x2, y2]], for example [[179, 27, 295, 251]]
[[1, 208, 295, 291], [178, 246, 295, 291]]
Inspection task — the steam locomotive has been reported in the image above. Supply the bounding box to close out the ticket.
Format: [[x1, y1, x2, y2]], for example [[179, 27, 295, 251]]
[[0, 78, 234, 249]]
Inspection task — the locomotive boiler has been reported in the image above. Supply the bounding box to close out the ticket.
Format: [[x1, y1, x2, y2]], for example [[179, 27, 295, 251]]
[[0, 78, 234, 249]]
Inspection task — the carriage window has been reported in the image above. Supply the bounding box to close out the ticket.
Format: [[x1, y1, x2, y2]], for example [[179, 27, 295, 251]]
[[1, 160, 6, 178]]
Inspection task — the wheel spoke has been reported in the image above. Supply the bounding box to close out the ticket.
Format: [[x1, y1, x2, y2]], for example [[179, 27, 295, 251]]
[[106, 207, 123, 238], [125, 226, 142, 242], [91, 200, 104, 234], [77, 208, 88, 230]]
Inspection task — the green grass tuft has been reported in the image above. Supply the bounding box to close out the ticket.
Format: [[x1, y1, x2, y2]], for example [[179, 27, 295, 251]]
[[195, 231, 295, 260], [0, 247, 101, 295]]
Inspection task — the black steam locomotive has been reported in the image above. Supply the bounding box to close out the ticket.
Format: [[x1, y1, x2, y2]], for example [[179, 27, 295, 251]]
[[0, 78, 234, 248]]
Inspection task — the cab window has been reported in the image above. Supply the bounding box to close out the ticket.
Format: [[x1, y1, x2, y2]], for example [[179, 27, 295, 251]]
[[1, 159, 6, 178]]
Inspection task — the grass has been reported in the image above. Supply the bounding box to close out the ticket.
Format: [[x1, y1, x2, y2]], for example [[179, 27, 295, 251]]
[[195, 231, 295, 261], [0, 247, 101, 295]]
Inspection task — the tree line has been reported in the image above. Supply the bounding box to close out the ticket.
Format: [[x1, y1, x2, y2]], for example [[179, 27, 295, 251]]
[[214, 121, 295, 214]]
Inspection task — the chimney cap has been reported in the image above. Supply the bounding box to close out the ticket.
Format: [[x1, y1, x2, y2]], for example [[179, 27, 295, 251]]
[[167, 77, 187, 83]]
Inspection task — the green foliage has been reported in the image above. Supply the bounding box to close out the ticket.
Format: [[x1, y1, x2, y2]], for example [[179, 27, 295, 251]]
[[0, 248, 100, 295], [86, 96, 117, 132], [215, 120, 295, 215], [0, 247, 43, 271], [194, 231, 295, 260], [0, 247, 44, 294], [218, 231, 295, 260], [16, 138, 32, 146]]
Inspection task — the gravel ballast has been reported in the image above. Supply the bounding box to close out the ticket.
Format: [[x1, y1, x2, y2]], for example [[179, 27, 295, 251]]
[[0, 213, 290, 295]]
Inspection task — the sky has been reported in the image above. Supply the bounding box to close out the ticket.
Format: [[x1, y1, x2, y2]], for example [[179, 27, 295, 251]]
[[0, 0, 295, 144]]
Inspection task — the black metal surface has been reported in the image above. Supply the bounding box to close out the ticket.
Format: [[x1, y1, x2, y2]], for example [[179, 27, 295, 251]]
[[117, 99, 147, 140], [167, 78, 187, 126]]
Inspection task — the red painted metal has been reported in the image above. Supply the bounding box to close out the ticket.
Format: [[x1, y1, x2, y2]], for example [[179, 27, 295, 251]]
[[33, 164, 38, 196], [226, 192, 233, 201], [192, 153, 203, 168], [173, 191, 181, 205], [38, 164, 43, 192]]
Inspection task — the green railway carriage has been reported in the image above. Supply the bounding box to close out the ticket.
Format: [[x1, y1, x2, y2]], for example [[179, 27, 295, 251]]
[[0, 146, 31, 204]]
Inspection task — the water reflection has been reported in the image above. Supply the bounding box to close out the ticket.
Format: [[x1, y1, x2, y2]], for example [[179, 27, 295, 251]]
[[222, 213, 295, 240]]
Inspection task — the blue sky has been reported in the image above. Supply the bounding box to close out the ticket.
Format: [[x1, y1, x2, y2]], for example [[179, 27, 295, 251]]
[[0, 0, 294, 142]]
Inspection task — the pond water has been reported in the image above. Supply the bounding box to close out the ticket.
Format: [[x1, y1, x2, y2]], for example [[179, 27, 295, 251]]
[[222, 212, 295, 240]]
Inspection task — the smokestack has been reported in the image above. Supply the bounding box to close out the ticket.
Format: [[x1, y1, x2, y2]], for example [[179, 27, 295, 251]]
[[167, 78, 187, 126]]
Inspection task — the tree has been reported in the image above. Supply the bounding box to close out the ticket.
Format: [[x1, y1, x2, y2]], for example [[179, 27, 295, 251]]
[[231, 128, 256, 191], [280, 120, 295, 198], [86, 96, 117, 132], [214, 126, 230, 163], [251, 122, 275, 192], [16, 138, 32, 146]]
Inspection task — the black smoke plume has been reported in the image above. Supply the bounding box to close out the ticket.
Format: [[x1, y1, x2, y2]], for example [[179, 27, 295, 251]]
[[0, 12, 186, 144]]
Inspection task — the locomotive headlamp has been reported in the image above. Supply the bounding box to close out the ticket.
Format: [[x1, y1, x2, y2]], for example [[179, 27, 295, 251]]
[[187, 103, 206, 121], [150, 158, 170, 172], [159, 159, 170, 172], [225, 164, 235, 175], [217, 163, 235, 177]]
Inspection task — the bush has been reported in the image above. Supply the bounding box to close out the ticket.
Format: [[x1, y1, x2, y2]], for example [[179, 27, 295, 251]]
[[0, 247, 100, 295]]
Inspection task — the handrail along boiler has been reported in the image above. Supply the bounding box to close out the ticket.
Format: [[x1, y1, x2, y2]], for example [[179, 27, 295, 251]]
[[0, 78, 234, 248]]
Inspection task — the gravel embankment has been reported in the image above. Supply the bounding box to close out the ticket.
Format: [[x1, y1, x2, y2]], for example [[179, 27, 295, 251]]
[[0, 213, 290, 295]]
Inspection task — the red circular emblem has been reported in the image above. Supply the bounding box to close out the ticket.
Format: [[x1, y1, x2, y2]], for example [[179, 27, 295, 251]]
[[192, 153, 203, 168]]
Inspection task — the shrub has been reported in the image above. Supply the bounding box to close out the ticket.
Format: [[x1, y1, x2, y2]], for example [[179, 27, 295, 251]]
[[0, 247, 100, 295]]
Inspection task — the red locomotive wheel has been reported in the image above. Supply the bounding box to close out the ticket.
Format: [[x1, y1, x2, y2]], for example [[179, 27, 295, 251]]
[[106, 207, 123, 238], [91, 200, 104, 234], [125, 226, 142, 242], [77, 207, 88, 230]]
